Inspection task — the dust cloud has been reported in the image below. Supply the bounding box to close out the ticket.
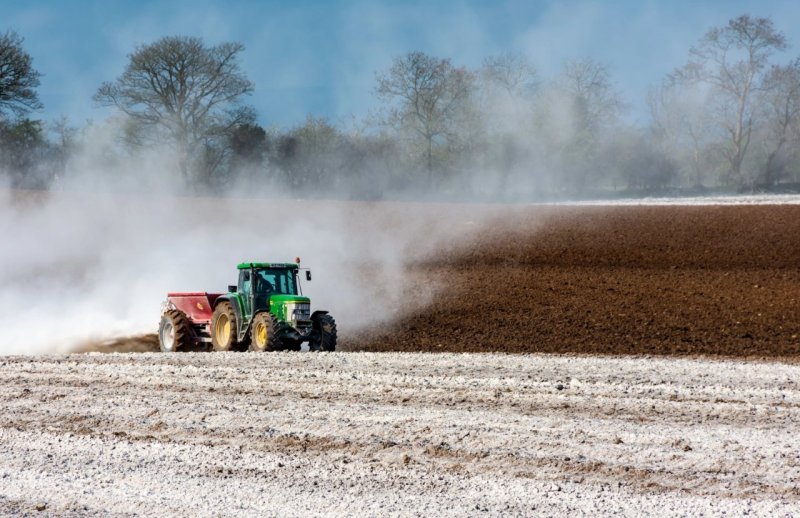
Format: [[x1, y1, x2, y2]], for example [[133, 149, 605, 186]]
[[0, 174, 501, 354]]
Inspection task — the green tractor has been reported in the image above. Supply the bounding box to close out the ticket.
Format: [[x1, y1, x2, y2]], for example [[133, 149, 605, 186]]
[[158, 261, 337, 352]]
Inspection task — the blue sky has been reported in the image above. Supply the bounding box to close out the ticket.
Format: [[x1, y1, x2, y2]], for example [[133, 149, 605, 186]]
[[6, 0, 800, 129]]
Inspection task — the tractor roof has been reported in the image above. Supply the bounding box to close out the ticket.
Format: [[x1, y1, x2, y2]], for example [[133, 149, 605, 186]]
[[237, 262, 299, 270]]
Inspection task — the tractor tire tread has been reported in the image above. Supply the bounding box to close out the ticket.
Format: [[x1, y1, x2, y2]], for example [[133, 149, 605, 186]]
[[211, 302, 239, 352], [160, 309, 194, 352], [249, 312, 281, 352], [311, 313, 337, 352]]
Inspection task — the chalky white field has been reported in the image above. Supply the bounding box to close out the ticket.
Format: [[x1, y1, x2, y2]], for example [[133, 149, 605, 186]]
[[0, 352, 797, 516]]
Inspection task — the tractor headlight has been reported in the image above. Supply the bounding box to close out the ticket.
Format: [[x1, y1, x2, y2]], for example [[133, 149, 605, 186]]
[[285, 303, 311, 323]]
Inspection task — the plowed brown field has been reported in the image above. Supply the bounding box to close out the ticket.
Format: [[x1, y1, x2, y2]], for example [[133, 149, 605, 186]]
[[348, 205, 800, 358]]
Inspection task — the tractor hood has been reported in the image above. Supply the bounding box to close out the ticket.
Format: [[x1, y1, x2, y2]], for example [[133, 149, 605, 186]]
[[269, 294, 310, 305], [269, 295, 312, 326]]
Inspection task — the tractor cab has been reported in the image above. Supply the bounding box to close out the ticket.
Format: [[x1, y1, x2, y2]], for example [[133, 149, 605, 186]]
[[238, 264, 299, 313], [233, 262, 312, 328]]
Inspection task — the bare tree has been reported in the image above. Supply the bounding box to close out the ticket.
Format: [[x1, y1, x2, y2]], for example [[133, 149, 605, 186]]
[[559, 58, 622, 133], [648, 83, 717, 187], [475, 53, 538, 196], [480, 52, 537, 97], [0, 31, 42, 118], [550, 58, 622, 191], [478, 53, 538, 129], [376, 51, 475, 181], [759, 58, 800, 186], [95, 36, 254, 185], [671, 15, 786, 187]]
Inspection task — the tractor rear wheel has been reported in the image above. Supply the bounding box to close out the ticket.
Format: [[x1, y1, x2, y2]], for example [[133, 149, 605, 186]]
[[211, 302, 239, 351], [158, 310, 193, 352], [249, 312, 281, 352], [310, 313, 337, 352]]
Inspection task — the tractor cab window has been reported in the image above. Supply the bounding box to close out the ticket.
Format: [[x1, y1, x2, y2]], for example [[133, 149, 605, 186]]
[[238, 269, 251, 295], [254, 268, 297, 296]]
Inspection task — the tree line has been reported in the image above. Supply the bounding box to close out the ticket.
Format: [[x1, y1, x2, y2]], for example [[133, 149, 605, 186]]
[[1, 14, 799, 200]]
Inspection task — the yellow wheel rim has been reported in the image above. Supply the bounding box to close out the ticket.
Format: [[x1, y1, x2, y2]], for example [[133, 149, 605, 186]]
[[256, 321, 267, 347], [216, 314, 230, 347]]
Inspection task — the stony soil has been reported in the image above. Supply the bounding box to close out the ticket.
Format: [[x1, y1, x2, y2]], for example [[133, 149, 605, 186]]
[[1, 352, 798, 516]]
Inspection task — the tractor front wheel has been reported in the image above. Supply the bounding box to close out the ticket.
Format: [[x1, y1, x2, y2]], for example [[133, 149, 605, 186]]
[[158, 309, 194, 352], [249, 312, 281, 352], [211, 302, 239, 351], [310, 313, 337, 352]]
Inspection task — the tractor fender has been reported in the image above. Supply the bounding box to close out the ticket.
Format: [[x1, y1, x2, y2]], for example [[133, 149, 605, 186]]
[[311, 310, 329, 320]]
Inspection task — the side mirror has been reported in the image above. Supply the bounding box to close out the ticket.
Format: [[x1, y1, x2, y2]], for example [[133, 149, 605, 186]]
[[228, 285, 237, 293], [305, 270, 312, 281]]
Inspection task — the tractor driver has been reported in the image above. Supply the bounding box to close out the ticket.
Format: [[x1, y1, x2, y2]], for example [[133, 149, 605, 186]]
[[252, 271, 275, 310], [254, 271, 275, 295]]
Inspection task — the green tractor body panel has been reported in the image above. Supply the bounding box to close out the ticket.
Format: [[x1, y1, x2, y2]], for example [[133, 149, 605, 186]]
[[268, 294, 311, 322]]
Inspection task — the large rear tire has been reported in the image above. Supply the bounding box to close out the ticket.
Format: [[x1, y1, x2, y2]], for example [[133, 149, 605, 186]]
[[158, 310, 193, 352], [249, 312, 281, 352], [211, 302, 239, 352], [310, 313, 337, 352]]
